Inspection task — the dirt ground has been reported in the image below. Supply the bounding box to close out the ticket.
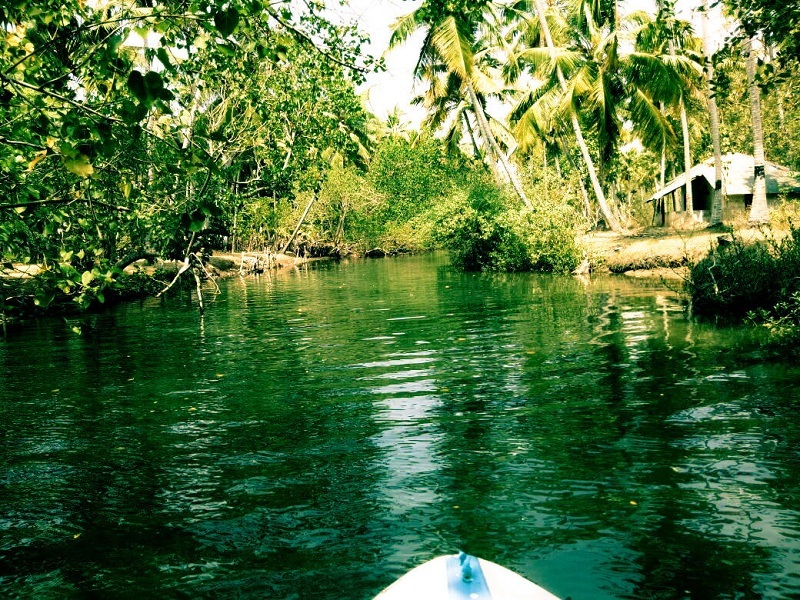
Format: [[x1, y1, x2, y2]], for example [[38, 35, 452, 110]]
[[582, 224, 773, 279]]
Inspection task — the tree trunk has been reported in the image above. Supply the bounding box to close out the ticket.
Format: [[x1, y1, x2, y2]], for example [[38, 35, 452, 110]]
[[533, 0, 624, 232], [745, 37, 770, 225], [571, 113, 622, 231], [463, 113, 481, 159], [281, 192, 317, 254], [466, 83, 532, 209], [702, 0, 724, 225], [659, 103, 666, 188], [680, 95, 694, 217]]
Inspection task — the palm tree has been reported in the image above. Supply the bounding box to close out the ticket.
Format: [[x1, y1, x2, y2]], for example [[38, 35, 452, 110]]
[[634, 3, 705, 219], [744, 35, 770, 224], [413, 65, 482, 157], [390, 5, 533, 209], [500, 0, 622, 230], [509, 1, 685, 232], [414, 63, 519, 165], [702, 0, 724, 225]]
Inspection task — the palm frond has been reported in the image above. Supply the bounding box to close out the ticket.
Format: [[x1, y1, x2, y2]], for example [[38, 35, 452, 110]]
[[472, 69, 503, 95], [431, 16, 475, 82], [516, 46, 583, 79], [628, 88, 677, 151], [512, 84, 567, 152], [389, 12, 426, 50]]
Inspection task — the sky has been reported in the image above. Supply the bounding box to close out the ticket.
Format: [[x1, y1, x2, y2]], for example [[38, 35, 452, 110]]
[[325, 0, 729, 129], [324, 0, 426, 127]]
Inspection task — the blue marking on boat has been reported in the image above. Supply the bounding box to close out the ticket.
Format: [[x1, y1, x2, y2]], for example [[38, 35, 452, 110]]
[[446, 552, 493, 599]]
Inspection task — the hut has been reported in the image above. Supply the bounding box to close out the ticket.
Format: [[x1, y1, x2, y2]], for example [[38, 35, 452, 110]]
[[648, 153, 800, 225]]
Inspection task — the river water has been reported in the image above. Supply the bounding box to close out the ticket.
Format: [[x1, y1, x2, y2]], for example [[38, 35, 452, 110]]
[[1, 252, 799, 599]]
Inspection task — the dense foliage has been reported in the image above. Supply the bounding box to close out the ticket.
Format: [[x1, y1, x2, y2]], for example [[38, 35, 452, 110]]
[[1, 0, 374, 321], [431, 173, 583, 273], [688, 227, 800, 346], [3, 0, 800, 332], [299, 135, 475, 256], [724, 0, 800, 72]]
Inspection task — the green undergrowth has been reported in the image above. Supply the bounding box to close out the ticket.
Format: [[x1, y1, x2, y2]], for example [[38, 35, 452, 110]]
[[688, 226, 800, 348], [430, 175, 582, 273]]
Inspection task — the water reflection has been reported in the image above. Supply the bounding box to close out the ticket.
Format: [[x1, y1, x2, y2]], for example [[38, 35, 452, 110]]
[[1, 254, 799, 599]]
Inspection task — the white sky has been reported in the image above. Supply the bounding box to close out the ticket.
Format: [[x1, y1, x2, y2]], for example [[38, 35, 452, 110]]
[[325, 0, 425, 127], [326, 0, 729, 129]]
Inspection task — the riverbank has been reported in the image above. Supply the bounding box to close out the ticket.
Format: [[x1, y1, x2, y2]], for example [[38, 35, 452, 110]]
[[0, 225, 776, 330], [582, 224, 776, 279], [206, 228, 739, 281]]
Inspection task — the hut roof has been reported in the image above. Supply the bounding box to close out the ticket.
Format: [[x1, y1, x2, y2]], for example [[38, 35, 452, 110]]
[[648, 153, 800, 202]]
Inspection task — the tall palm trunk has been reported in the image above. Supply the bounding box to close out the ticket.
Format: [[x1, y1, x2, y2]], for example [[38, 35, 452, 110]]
[[744, 37, 769, 224], [466, 83, 532, 209], [533, 0, 623, 232], [702, 0, 724, 225], [680, 95, 694, 217], [744, 39, 769, 225], [659, 102, 666, 188]]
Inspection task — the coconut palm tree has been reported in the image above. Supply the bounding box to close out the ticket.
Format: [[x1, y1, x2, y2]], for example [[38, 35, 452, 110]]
[[633, 3, 705, 218], [501, 0, 623, 230], [412, 40, 521, 166], [744, 35, 770, 224], [413, 65, 483, 157], [702, 0, 725, 225], [389, 4, 533, 209], [508, 0, 686, 232]]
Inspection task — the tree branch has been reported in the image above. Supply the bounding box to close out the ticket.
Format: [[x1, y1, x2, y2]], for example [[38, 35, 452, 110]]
[[265, 7, 368, 74], [0, 73, 123, 123], [0, 198, 131, 212]]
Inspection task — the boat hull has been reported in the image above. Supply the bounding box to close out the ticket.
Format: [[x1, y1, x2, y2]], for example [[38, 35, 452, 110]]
[[374, 553, 560, 600]]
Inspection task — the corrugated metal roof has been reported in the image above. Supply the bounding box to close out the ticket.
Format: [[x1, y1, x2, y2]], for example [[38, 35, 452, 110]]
[[648, 153, 800, 202]]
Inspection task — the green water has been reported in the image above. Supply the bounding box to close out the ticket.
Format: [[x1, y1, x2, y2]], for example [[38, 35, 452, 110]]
[[1, 253, 799, 599]]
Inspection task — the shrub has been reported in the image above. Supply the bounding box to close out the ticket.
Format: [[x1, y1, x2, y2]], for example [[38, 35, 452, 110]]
[[752, 291, 800, 348], [431, 174, 582, 273], [688, 228, 800, 318], [689, 227, 800, 349]]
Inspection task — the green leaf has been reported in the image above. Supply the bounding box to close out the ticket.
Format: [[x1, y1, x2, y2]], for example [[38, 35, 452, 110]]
[[108, 33, 124, 54], [144, 71, 164, 96], [217, 44, 236, 57], [34, 288, 55, 308], [81, 270, 94, 286], [156, 47, 173, 71], [189, 216, 206, 232], [214, 8, 240, 37], [63, 154, 94, 178], [127, 70, 147, 104], [127, 70, 165, 109]]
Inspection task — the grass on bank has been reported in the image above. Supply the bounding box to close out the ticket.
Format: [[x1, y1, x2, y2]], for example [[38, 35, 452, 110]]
[[688, 222, 800, 348]]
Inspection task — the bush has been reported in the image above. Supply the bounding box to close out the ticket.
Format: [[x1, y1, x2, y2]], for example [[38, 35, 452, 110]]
[[688, 228, 800, 318], [689, 227, 800, 348], [431, 174, 582, 273], [753, 291, 800, 348]]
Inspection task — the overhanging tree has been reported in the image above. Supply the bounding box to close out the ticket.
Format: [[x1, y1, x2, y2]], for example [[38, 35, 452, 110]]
[[0, 0, 375, 318], [390, 0, 533, 209]]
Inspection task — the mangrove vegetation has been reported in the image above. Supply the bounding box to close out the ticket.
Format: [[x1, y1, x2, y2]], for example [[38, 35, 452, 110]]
[[2, 0, 800, 333]]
